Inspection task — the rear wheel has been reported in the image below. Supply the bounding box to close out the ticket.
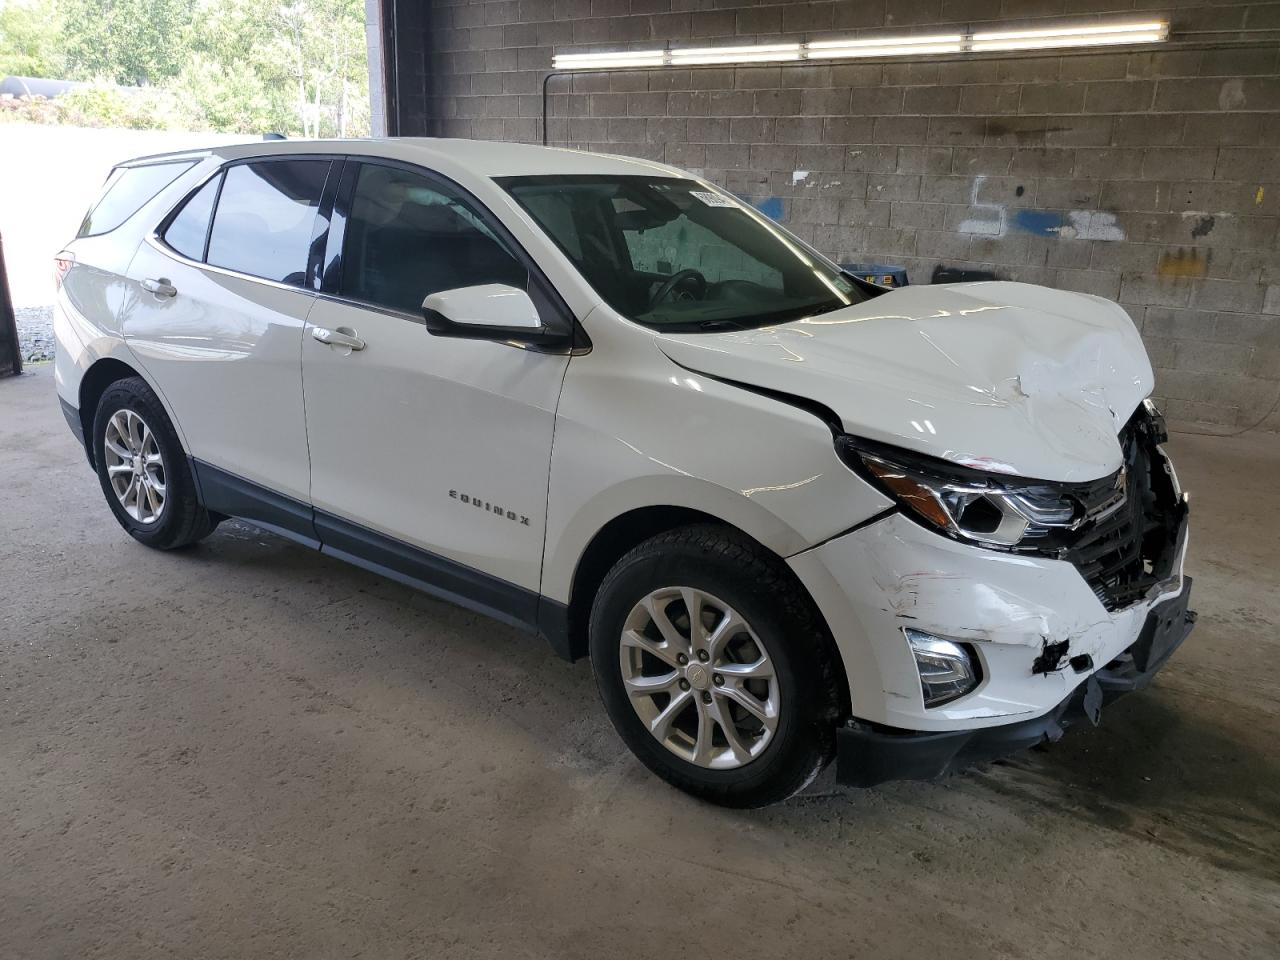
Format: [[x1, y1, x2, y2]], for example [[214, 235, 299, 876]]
[[92, 377, 217, 549], [590, 525, 840, 807]]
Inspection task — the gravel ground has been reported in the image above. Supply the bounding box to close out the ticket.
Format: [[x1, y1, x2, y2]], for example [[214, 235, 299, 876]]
[[15, 305, 54, 363]]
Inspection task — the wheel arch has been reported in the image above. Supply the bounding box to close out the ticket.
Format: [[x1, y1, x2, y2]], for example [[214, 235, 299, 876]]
[[559, 504, 852, 718], [78, 357, 145, 468]]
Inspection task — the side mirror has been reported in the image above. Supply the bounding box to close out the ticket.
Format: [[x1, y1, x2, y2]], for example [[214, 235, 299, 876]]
[[421, 283, 565, 346]]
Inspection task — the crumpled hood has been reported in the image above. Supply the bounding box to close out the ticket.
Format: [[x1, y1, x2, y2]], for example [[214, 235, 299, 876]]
[[655, 281, 1152, 483]]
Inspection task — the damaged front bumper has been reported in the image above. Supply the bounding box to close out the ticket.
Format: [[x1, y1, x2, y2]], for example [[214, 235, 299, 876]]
[[834, 579, 1196, 787]]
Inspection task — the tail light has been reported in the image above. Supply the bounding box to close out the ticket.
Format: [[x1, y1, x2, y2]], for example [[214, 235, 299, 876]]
[[54, 252, 75, 289]]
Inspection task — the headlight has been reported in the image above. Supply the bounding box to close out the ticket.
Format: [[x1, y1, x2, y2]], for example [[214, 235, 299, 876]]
[[837, 437, 1081, 550]]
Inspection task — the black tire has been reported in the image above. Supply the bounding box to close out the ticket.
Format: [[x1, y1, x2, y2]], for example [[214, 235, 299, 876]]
[[92, 376, 218, 550], [589, 525, 841, 808]]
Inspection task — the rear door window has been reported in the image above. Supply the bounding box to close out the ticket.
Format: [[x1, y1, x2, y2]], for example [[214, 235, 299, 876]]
[[162, 173, 222, 262], [206, 160, 331, 286], [78, 160, 195, 237]]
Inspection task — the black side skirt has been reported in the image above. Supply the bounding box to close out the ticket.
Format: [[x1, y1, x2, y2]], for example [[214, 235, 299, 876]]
[[191, 459, 572, 657]]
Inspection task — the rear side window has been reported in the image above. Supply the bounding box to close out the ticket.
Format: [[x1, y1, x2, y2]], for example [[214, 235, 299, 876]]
[[206, 160, 330, 286], [162, 174, 222, 262], [339, 163, 526, 314], [78, 161, 195, 238]]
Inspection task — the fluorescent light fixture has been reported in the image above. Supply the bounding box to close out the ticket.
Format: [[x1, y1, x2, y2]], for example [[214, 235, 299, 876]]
[[971, 21, 1168, 52], [550, 19, 1168, 70], [552, 49, 665, 70], [806, 34, 963, 59], [670, 43, 801, 65]]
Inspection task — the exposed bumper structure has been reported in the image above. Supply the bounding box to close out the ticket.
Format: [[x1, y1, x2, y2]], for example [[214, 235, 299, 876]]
[[834, 579, 1195, 786]]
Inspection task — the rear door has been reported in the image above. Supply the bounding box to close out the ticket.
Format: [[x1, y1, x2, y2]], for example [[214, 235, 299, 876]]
[[300, 158, 572, 620], [122, 156, 335, 537]]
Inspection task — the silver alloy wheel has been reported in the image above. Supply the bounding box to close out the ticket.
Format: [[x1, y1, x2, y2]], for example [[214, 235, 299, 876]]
[[620, 587, 779, 770], [103, 408, 166, 524]]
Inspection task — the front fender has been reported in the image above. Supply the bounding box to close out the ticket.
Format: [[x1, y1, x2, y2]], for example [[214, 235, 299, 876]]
[[540, 318, 891, 603]]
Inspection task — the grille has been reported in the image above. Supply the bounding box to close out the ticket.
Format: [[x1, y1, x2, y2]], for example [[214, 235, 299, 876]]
[[1059, 411, 1182, 611]]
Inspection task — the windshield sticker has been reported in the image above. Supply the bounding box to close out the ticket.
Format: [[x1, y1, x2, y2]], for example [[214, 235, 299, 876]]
[[689, 190, 737, 208]]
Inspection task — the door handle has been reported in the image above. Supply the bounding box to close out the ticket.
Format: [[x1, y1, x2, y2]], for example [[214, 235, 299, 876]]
[[141, 277, 177, 298], [312, 326, 366, 351]]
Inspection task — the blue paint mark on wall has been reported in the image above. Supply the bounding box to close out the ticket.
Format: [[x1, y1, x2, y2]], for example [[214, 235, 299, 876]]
[[1011, 209, 1065, 236], [732, 193, 785, 221], [754, 197, 785, 221]]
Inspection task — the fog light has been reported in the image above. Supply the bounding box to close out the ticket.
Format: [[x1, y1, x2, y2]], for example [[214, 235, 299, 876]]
[[905, 629, 979, 707]]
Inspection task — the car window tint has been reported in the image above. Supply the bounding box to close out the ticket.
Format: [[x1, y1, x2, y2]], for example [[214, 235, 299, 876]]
[[206, 160, 330, 286], [162, 174, 221, 261], [78, 161, 195, 238], [339, 163, 527, 315]]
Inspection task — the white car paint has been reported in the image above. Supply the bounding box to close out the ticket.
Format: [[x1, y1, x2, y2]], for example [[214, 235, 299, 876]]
[[53, 137, 1187, 758]]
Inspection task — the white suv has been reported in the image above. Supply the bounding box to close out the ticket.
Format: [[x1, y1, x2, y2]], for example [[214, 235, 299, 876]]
[[53, 139, 1194, 807]]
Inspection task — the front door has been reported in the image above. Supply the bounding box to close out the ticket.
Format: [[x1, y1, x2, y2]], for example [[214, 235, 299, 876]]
[[300, 160, 571, 624]]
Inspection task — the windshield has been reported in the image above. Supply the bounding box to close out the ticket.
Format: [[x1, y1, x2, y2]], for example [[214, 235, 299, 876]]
[[499, 175, 864, 332]]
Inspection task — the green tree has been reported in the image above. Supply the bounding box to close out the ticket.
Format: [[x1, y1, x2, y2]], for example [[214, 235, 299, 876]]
[[60, 0, 196, 85], [0, 0, 65, 77]]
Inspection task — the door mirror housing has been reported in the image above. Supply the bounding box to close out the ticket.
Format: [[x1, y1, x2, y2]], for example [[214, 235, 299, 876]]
[[421, 284, 565, 346]]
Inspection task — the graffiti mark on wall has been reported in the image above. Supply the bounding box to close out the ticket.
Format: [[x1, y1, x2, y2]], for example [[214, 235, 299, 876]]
[[953, 176, 1125, 241], [1157, 248, 1209, 278]]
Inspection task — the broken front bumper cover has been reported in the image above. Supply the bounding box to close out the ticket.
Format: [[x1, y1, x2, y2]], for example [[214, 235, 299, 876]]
[[835, 578, 1196, 788]]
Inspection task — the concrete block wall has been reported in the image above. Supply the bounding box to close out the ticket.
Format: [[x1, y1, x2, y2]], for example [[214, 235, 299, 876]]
[[397, 0, 1280, 430]]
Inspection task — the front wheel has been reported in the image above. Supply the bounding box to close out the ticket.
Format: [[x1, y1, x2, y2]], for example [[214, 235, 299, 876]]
[[92, 376, 218, 550], [589, 526, 841, 808]]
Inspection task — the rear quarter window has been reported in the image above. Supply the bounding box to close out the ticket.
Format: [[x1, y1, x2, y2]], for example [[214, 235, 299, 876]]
[[78, 161, 196, 238]]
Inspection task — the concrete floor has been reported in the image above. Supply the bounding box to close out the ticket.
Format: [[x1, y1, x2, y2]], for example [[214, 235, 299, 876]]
[[2, 364, 1278, 959]]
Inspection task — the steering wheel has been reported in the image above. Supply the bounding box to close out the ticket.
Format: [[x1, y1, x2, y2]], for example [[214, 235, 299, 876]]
[[649, 269, 708, 309]]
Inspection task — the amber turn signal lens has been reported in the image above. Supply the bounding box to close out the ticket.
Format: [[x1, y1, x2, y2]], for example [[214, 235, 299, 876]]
[[865, 459, 953, 531]]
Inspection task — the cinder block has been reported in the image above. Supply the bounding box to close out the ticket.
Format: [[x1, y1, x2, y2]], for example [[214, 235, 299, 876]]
[[874, 117, 931, 145], [1020, 83, 1087, 115], [896, 146, 953, 175], [1036, 178, 1100, 209], [1190, 279, 1268, 314], [844, 146, 899, 173], [730, 117, 774, 142], [890, 202, 948, 230], [927, 117, 986, 146], [734, 67, 782, 90], [823, 116, 875, 144], [958, 84, 1021, 115], [1215, 147, 1280, 182], [801, 88, 853, 117], [754, 90, 802, 117], [665, 91, 711, 116], [704, 142, 751, 170], [1142, 147, 1218, 181], [1119, 273, 1194, 308], [708, 90, 754, 116], [648, 116, 687, 142], [1010, 148, 1075, 178], [903, 86, 962, 115], [627, 92, 667, 117], [1075, 148, 1145, 180], [1084, 81, 1156, 114], [1111, 115, 1184, 147], [1100, 181, 1170, 213], [866, 174, 922, 202], [665, 141, 705, 169], [748, 143, 798, 171], [1053, 268, 1122, 299], [919, 175, 975, 203], [686, 117, 729, 143], [775, 117, 825, 144]]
